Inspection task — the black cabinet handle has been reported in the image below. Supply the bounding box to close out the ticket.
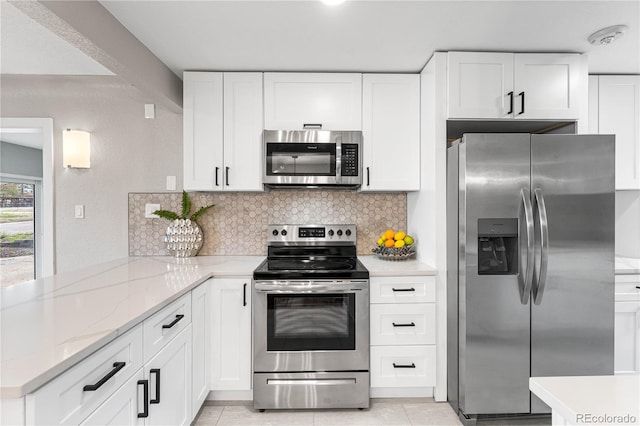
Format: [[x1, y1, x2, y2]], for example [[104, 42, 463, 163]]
[[83, 362, 126, 391], [243, 283, 247, 306], [507, 91, 514, 115], [636, 286, 640, 289], [519, 91, 525, 115], [162, 314, 184, 329], [393, 363, 416, 369], [150, 369, 160, 404], [392, 287, 415, 292], [392, 322, 416, 327], [303, 123, 322, 129], [366, 167, 370, 186], [137, 379, 149, 418], [215, 167, 219, 186], [225, 166, 230, 186]]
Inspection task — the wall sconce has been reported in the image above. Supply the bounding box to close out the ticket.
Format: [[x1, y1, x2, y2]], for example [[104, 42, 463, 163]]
[[63, 129, 91, 168]]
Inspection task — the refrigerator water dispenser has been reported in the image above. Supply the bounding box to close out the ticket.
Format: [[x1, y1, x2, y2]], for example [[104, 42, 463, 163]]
[[478, 218, 518, 275]]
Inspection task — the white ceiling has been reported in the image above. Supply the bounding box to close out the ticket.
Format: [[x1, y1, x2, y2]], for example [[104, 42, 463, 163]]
[[1, 1, 639, 77], [99, 0, 640, 75], [0, 1, 112, 75]]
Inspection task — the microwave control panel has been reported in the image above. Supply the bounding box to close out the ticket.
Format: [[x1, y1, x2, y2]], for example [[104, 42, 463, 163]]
[[341, 144, 359, 177]]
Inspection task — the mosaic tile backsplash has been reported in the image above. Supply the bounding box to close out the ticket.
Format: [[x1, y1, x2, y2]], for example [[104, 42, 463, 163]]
[[129, 191, 407, 256]]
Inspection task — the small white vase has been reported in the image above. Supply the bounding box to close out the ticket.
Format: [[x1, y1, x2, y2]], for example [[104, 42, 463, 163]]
[[164, 219, 203, 257]]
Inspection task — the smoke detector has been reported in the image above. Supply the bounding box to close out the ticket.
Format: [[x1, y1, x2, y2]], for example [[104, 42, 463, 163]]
[[588, 25, 628, 46]]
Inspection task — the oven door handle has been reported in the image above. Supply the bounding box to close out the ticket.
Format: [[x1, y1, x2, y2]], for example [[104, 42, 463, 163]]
[[254, 283, 366, 293]]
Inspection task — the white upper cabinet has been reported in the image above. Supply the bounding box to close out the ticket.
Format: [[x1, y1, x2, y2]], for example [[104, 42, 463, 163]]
[[447, 52, 584, 120], [264, 73, 362, 130], [223, 73, 264, 191], [183, 72, 263, 191], [447, 52, 514, 118], [361, 74, 420, 191], [183, 72, 223, 191], [594, 75, 640, 190]]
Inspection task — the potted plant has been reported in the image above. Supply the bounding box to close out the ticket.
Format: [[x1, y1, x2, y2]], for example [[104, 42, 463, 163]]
[[153, 191, 214, 257]]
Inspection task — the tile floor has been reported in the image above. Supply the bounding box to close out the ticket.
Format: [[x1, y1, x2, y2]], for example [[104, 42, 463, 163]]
[[193, 399, 463, 425]]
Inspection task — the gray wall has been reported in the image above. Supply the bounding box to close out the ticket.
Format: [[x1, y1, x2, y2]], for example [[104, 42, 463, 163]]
[[0, 141, 43, 177], [0, 75, 182, 273]]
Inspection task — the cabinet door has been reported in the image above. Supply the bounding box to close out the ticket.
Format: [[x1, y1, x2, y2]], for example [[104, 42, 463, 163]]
[[514, 53, 583, 120], [146, 325, 192, 426], [80, 371, 145, 426], [183, 72, 224, 191], [598, 76, 640, 190], [264, 73, 362, 130], [211, 278, 252, 390], [191, 281, 211, 417], [447, 52, 514, 118], [361, 74, 420, 191], [615, 300, 640, 375], [223, 72, 264, 191]]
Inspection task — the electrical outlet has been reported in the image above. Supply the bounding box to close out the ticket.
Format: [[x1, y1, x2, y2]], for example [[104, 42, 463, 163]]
[[145, 204, 160, 218], [166, 176, 176, 191], [75, 205, 85, 219]]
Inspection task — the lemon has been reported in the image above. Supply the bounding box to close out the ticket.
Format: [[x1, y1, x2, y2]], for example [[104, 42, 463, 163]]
[[394, 231, 406, 241], [394, 240, 405, 248], [384, 239, 395, 248], [404, 235, 414, 245], [377, 238, 385, 246]]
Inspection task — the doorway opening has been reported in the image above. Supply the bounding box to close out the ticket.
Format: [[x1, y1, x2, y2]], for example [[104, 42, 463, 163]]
[[0, 180, 36, 286]]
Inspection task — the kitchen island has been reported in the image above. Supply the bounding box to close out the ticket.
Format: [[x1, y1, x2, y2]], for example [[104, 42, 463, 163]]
[[529, 375, 640, 426]]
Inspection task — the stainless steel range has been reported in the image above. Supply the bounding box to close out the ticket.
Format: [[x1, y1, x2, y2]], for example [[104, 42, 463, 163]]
[[252, 224, 370, 410]]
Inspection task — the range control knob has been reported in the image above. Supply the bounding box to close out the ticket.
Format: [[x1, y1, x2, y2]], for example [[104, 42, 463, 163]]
[[345, 229, 352, 236], [272, 229, 279, 236], [328, 229, 335, 236], [337, 229, 343, 236], [281, 229, 287, 236]]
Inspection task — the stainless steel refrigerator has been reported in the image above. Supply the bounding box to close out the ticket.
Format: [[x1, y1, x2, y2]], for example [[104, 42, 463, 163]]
[[447, 134, 615, 422]]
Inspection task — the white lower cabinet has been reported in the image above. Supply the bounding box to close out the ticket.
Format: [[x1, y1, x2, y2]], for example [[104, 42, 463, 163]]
[[210, 277, 252, 392], [369, 276, 437, 397], [191, 280, 211, 417], [80, 371, 145, 425], [144, 325, 192, 425], [615, 276, 640, 375]]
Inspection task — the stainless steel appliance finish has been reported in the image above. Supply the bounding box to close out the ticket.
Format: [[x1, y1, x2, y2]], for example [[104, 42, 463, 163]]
[[447, 134, 615, 421], [263, 130, 362, 188], [252, 224, 370, 410]]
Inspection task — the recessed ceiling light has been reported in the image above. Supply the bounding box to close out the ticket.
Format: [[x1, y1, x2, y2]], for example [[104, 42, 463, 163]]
[[321, 0, 346, 6], [587, 25, 628, 46]]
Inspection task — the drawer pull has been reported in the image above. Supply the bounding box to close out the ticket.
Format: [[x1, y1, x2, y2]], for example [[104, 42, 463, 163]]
[[393, 363, 416, 369], [137, 379, 149, 418], [392, 287, 415, 292], [162, 314, 184, 329], [83, 362, 126, 391], [636, 286, 640, 289], [303, 123, 322, 129], [150, 368, 161, 404], [392, 322, 416, 327]]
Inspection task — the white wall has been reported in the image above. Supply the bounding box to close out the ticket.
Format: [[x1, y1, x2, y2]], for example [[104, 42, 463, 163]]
[[616, 191, 640, 258], [0, 75, 182, 273]]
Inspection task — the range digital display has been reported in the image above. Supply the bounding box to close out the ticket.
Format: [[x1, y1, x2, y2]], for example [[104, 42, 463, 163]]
[[299, 227, 325, 238]]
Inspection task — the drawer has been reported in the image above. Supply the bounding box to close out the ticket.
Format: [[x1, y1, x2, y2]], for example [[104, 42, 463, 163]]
[[370, 303, 435, 346], [26, 324, 143, 425], [370, 345, 436, 388], [370, 276, 435, 304], [143, 293, 191, 363]]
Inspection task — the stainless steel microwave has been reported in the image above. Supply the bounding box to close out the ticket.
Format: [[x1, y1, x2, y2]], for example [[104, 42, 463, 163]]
[[263, 130, 362, 189]]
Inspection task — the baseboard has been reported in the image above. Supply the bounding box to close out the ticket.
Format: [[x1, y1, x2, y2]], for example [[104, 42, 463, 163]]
[[206, 390, 253, 401], [370, 387, 434, 398]]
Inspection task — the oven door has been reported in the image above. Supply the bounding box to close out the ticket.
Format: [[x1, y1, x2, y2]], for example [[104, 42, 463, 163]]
[[253, 280, 369, 372], [264, 142, 338, 185]]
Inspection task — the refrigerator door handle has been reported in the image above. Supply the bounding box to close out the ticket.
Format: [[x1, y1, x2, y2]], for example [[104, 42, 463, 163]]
[[519, 188, 535, 304], [533, 188, 549, 305]]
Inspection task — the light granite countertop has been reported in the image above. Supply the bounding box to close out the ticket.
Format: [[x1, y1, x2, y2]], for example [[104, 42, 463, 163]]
[[0, 256, 264, 399], [615, 255, 640, 275], [0, 254, 437, 399]]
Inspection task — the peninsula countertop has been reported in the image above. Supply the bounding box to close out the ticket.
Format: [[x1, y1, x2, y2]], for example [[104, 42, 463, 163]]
[[0, 256, 264, 399]]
